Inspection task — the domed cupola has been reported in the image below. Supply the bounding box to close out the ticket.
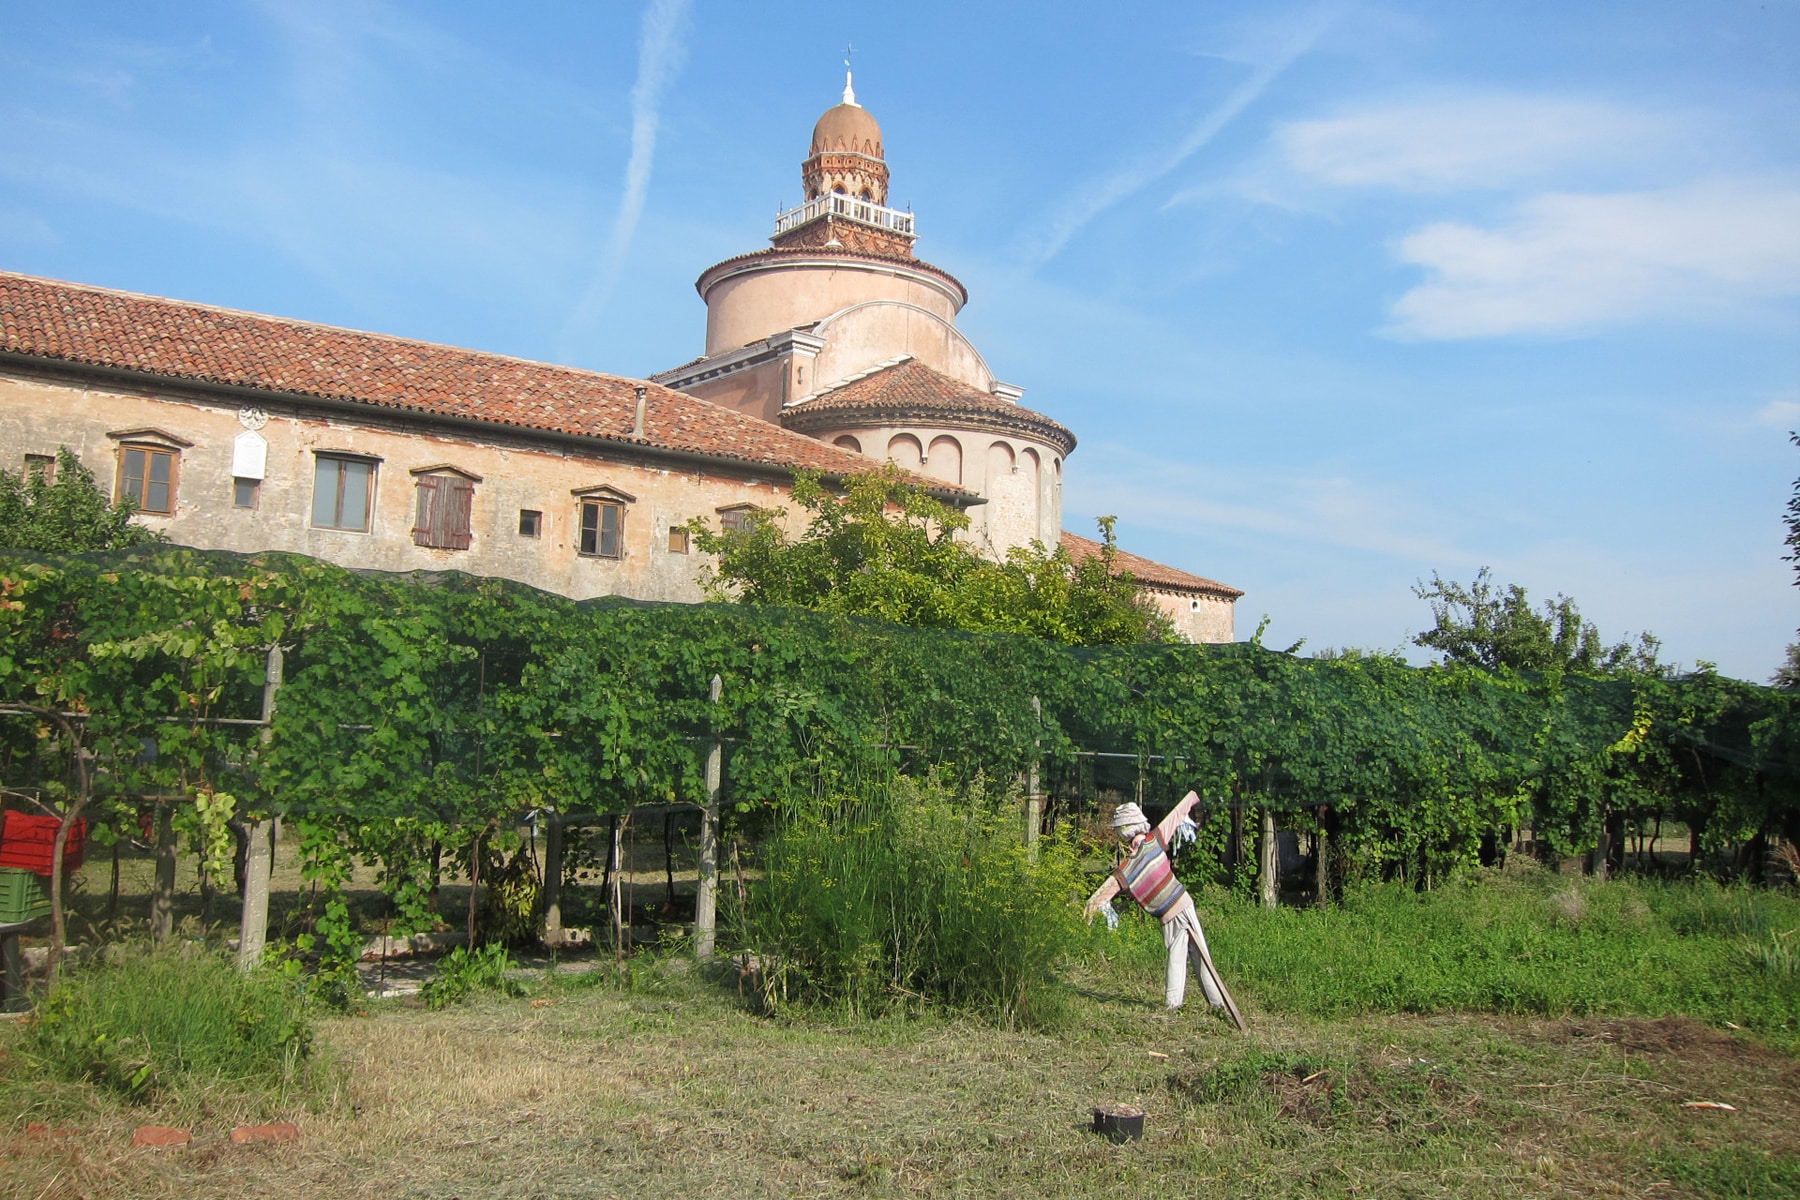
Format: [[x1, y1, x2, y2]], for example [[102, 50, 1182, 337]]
[[771, 70, 917, 258], [804, 73, 888, 203]]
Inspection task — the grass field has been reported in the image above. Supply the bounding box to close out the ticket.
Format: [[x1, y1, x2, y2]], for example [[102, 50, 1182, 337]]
[[6, 876, 1800, 1200]]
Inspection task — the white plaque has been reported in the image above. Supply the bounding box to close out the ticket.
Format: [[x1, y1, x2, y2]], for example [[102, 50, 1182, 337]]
[[232, 430, 267, 480]]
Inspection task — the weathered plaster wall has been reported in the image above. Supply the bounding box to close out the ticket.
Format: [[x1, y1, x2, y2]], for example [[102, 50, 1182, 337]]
[[809, 303, 992, 394], [0, 368, 804, 603], [703, 260, 961, 356], [1143, 587, 1236, 645]]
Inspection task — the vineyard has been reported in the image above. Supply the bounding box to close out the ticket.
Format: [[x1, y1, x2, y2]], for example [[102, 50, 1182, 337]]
[[0, 544, 1796, 992]]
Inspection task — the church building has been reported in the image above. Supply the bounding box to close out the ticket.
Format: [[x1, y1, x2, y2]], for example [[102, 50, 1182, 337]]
[[0, 76, 1239, 641]]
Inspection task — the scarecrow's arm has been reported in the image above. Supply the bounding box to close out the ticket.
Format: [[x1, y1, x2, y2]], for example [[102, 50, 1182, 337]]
[[1082, 790, 1204, 918]]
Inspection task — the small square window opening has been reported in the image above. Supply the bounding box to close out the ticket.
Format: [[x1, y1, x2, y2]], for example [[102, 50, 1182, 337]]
[[519, 509, 542, 538], [233, 478, 260, 509], [667, 526, 690, 554], [24, 454, 55, 484]]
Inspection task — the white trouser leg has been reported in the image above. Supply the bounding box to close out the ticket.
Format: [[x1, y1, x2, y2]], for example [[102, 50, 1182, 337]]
[[1162, 901, 1224, 1009]]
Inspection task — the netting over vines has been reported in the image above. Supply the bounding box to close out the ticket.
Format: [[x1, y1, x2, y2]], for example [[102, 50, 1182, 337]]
[[2, 546, 1795, 926]]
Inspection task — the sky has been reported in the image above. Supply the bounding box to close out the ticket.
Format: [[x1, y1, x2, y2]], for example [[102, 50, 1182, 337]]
[[2, 1, 1797, 679]]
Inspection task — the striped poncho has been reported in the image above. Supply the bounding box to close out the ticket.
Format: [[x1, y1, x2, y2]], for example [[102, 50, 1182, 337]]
[[1113, 830, 1187, 921]]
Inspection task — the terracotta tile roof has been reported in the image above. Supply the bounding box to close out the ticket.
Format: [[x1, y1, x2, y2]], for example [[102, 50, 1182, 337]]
[[1061, 531, 1242, 599], [782, 358, 1076, 455], [0, 270, 941, 488]]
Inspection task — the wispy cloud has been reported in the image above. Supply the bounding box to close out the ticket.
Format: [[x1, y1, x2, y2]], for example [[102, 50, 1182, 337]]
[[1277, 94, 1674, 192], [565, 0, 691, 336], [1385, 176, 1800, 339], [1019, 0, 1346, 266]]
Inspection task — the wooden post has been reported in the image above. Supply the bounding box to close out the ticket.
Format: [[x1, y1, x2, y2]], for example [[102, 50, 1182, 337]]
[[1259, 807, 1278, 910], [1025, 695, 1042, 857], [694, 673, 722, 961], [541, 814, 565, 947], [1314, 806, 1329, 909], [151, 800, 178, 941], [238, 644, 282, 973], [0, 928, 22, 1012]]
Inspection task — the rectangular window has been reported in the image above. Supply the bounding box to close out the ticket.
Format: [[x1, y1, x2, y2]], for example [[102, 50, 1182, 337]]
[[233, 478, 260, 509], [719, 507, 754, 532], [118, 446, 176, 514], [312, 455, 375, 531], [518, 509, 542, 538], [667, 526, 690, 554], [579, 499, 624, 558], [412, 474, 474, 550], [24, 454, 55, 484]]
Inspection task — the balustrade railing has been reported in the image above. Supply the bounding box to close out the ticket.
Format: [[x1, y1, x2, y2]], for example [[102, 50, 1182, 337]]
[[773, 192, 916, 238]]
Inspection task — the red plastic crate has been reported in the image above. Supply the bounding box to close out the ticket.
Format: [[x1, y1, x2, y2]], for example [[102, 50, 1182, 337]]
[[0, 812, 86, 876]]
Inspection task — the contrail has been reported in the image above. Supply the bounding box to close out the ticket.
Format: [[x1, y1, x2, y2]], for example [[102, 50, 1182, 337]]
[[1021, 0, 1345, 266], [566, 0, 692, 338]]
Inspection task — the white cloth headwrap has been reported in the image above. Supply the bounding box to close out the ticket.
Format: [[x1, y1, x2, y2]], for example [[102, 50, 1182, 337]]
[[1110, 802, 1150, 834]]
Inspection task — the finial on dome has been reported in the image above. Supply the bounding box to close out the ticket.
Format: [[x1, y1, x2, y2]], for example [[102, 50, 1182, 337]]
[[842, 43, 859, 107]]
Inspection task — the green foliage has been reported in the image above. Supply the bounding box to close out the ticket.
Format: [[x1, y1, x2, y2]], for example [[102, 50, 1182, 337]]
[[739, 773, 1088, 1026], [688, 466, 1175, 645], [20, 945, 314, 1102], [0, 447, 164, 553], [419, 943, 527, 1010], [1414, 568, 1661, 674]]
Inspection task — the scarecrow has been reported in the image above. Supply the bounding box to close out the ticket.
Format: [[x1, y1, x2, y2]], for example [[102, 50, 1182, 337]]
[[1084, 792, 1246, 1029]]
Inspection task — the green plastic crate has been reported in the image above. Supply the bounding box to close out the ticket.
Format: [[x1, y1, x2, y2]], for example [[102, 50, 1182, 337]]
[[0, 867, 49, 925]]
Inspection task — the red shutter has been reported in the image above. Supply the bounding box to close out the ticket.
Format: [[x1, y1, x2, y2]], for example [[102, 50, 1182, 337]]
[[444, 477, 474, 550]]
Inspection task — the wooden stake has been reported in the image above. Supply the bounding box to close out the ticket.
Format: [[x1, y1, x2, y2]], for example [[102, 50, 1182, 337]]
[[151, 800, 177, 941]]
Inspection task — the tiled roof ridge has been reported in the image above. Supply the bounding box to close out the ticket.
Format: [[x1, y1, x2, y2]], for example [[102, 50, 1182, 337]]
[[780, 358, 1076, 455], [1060, 530, 1243, 598], [0, 269, 972, 495], [787, 353, 915, 406]]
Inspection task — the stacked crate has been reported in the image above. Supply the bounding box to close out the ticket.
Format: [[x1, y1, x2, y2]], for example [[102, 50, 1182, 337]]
[[0, 812, 85, 925]]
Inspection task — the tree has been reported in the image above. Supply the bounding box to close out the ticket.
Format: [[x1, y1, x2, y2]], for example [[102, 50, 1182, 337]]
[[1776, 432, 1800, 688], [688, 465, 1176, 645], [0, 447, 164, 553], [1413, 568, 1661, 675]]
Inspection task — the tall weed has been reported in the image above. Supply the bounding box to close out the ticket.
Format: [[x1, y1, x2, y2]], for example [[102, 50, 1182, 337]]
[[738, 773, 1086, 1026], [17, 943, 318, 1106]]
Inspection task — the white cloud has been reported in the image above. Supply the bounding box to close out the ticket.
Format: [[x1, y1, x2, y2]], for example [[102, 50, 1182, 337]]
[[1020, 0, 1347, 265], [1386, 178, 1800, 339], [565, 0, 691, 336], [1278, 94, 1672, 191], [1753, 394, 1800, 429]]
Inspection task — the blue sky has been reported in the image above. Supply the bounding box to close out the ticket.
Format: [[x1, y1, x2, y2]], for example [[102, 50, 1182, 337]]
[[3, 1, 1797, 679]]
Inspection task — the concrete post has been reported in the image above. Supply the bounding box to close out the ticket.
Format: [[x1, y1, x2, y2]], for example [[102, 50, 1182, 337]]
[[1259, 807, 1279, 910], [694, 673, 723, 961], [238, 645, 282, 973], [541, 815, 565, 947]]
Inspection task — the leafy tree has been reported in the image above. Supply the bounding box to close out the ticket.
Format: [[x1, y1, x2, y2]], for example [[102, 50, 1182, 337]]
[[1413, 568, 1661, 675], [687, 465, 1175, 645], [0, 447, 164, 553]]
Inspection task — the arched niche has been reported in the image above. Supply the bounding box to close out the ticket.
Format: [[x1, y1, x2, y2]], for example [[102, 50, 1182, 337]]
[[926, 435, 963, 486], [833, 434, 863, 454], [887, 433, 923, 471]]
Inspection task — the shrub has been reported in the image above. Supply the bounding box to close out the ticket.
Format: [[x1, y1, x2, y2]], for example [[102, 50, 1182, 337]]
[[738, 773, 1087, 1026], [20, 944, 315, 1104], [419, 943, 527, 1010]]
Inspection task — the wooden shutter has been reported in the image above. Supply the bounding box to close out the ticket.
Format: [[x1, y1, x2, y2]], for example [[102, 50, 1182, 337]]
[[443, 476, 474, 550], [412, 475, 439, 546]]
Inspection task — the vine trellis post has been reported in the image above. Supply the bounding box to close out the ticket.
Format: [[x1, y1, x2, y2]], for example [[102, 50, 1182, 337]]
[[694, 673, 723, 961], [236, 644, 282, 974], [1024, 695, 1042, 858]]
